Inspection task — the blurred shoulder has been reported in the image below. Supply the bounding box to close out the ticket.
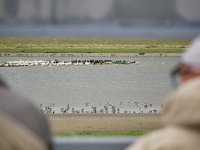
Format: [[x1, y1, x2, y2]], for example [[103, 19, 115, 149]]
[[126, 126, 200, 150], [0, 87, 52, 149]]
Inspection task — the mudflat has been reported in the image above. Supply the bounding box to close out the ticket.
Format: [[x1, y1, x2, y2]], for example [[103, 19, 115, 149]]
[[48, 114, 162, 135]]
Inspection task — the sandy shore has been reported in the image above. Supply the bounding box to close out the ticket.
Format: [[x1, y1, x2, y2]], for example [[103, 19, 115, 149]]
[[48, 114, 162, 134], [0, 53, 182, 57]]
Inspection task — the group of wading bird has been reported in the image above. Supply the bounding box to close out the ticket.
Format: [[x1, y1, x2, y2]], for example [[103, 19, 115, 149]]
[[0, 59, 139, 67], [38, 101, 159, 114]]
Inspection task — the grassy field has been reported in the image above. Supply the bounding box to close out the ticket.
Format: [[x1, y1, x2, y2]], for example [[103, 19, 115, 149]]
[[48, 114, 162, 137], [0, 38, 190, 54]]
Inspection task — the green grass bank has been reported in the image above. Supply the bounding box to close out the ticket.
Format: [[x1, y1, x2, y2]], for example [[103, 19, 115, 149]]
[[0, 38, 190, 54], [55, 131, 146, 137]]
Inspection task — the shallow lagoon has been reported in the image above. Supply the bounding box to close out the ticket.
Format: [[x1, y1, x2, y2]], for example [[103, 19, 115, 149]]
[[0, 56, 180, 113]]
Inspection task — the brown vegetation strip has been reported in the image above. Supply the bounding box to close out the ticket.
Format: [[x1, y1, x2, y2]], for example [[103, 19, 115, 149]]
[[47, 114, 162, 134]]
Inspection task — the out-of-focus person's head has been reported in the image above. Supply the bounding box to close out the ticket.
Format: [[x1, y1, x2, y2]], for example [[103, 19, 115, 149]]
[[171, 37, 200, 87]]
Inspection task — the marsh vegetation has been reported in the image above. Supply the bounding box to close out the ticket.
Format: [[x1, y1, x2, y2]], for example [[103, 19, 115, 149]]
[[0, 38, 190, 54]]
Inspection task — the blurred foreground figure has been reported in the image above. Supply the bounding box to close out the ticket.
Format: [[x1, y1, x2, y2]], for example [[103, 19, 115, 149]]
[[0, 78, 52, 150], [126, 77, 200, 150], [171, 37, 200, 86], [126, 38, 200, 150]]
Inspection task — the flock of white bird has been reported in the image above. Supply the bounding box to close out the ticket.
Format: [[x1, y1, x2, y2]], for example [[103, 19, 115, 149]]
[[0, 59, 139, 67]]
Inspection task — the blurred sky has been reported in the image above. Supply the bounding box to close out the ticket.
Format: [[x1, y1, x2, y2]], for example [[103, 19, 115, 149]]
[[0, 0, 200, 38]]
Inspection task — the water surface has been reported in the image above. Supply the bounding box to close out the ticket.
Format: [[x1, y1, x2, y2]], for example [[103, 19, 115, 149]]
[[0, 56, 180, 112]]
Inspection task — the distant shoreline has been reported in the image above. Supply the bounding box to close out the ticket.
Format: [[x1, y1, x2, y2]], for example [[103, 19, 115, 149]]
[[0, 38, 188, 55], [0, 53, 182, 57]]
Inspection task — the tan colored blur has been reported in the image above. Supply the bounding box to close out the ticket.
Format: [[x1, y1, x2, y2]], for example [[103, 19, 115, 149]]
[[126, 38, 200, 150], [0, 79, 52, 150]]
